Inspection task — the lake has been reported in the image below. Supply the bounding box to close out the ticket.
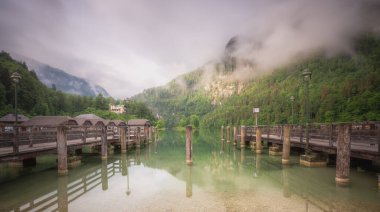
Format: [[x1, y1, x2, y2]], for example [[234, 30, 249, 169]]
[[1, 130, 379, 211]]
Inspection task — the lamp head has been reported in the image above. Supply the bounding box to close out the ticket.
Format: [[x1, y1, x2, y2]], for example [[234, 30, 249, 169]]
[[302, 68, 311, 81], [10, 72, 21, 83]]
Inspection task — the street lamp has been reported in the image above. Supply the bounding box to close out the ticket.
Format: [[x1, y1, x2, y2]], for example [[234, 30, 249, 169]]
[[302, 69, 311, 154], [290, 96, 295, 124], [10, 71, 21, 153]]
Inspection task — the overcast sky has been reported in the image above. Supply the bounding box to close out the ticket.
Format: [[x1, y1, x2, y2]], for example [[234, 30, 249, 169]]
[[0, 0, 379, 98]]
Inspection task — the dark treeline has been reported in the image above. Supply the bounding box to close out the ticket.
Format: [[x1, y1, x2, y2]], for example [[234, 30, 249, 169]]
[[0, 51, 155, 122]]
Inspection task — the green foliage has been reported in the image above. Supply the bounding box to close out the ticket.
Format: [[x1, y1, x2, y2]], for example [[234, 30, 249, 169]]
[[156, 119, 165, 128], [190, 115, 200, 128], [134, 34, 380, 128], [180, 115, 188, 127]]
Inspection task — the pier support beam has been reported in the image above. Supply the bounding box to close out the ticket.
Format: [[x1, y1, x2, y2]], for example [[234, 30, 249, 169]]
[[240, 126, 246, 148], [186, 125, 193, 165], [282, 125, 291, 164], [226, 126, 230, 143], [57, 175, 68, 212], [221, 126, 225, 141], [101, 160, 108, 190], [335, 124, 351, 186], [57, 126, 68, 176], [233, 126, 237, 146], [155, 127, 158, 142], [120, 127, 127, 153], [256, 127, 262, 154], [149, 126, 153, 143], [101, 126, 108, 160], [137, 127, 141, 148]]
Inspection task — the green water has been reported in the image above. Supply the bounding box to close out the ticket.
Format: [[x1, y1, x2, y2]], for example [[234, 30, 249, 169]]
[[0, 130, 379, 211]]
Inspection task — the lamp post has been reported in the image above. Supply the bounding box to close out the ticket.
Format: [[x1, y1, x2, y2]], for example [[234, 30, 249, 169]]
[[10, 71, 21, 153], [290, 96, 295, 124], [302, 69, 311, 154]]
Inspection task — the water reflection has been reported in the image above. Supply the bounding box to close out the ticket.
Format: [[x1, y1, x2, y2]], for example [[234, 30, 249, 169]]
[[0, 130, 379, 211], [57, 176, 68, 212], [186, 166, 192, 198], [101, 160, 108, 191]]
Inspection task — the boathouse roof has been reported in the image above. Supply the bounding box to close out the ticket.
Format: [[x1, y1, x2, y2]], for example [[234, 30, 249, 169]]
[[75, 114, 104, 120], [0, 114, 29, 124], [127, 119, 150, 127], [20, 116, 78, 127]]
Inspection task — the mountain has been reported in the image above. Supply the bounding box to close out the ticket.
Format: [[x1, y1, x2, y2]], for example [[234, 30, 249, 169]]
[[134, 34, 380, 128], [11, 54, 110, 97]]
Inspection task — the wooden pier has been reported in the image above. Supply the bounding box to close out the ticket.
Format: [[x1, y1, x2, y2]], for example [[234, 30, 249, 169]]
[[223, 122, 380, 185], [0, 116, 155, 175]]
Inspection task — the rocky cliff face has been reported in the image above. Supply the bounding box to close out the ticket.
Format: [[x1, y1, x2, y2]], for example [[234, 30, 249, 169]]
[[13, 54, 110, 97]]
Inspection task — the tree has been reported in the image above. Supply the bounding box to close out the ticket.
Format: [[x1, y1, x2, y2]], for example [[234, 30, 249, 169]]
[[180, 115, 188, 127], [190, 115, 199, 128]]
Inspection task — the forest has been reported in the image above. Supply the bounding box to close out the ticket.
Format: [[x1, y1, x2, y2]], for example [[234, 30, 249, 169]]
[[134, 34, 380, 128]]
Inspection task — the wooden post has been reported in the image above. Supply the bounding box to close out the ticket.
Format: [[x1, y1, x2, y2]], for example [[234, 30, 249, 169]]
[[137, 127, 141, 147], [186, 125, 193, 165], [121, 127, 127, 153], [101, 126, 108, 160], [240, 126, 246, 148], [221, 126, 225, 141], [300, 125, 303, 144], [267, 126, 270, 142], [28, 128, 33, 147], [282, 125, 291, 164], [226, 126, 230, 143], [335, 124, 351, 186], [256, 127, 262, 154], [13, 127, 19, 153], [57, 126, 68, 176], [329, 124, 333, 147], [233, 126, 237, 146], [149, 126, 153, 143], [144, 126, 148, 143]]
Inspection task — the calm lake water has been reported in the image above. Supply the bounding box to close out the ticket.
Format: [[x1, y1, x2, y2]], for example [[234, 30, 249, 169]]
[[1, 130, 379, 212]]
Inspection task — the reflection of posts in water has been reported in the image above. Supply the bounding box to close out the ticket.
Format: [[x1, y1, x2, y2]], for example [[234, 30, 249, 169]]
[[240, 147, 245, 163], [233, 126, 237, 146], [282, 165, 291, 198], [121, 154, 127, 176], [137, 147, 141, 165], [220, 138, 224, 153], [155, 127, 158, 142], [186, 126, 193, 165], [149, 143, 152, 159], [233, 146, 237, 162], [57, 175, 68, 212], [186, 166, 193, 198], [254, 154, 261, 177], [101, 160, 108, 191]]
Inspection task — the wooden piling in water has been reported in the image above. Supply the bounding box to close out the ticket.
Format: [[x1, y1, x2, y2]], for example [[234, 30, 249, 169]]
[[186, 125, 193, 165], [335, 124, 351, 186], [256, 127, 262, 154], [57, 175, 68, 212], [149, 126, 153, 143], [233, 126, 237, 146], [137, 127, 141, 147], [121, 127, 127, 153], [240, 126, 246, 148], [282, 125, 291, 164], [57, 126, 68, 176], [226, 126, 231, 143], [101, 126, 108, 160], [155, 127, 158, 142], [221, 126, 225, 141]]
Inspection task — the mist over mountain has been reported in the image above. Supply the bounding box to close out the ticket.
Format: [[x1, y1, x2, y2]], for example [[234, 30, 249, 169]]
[[12, 54, 110, 97]]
